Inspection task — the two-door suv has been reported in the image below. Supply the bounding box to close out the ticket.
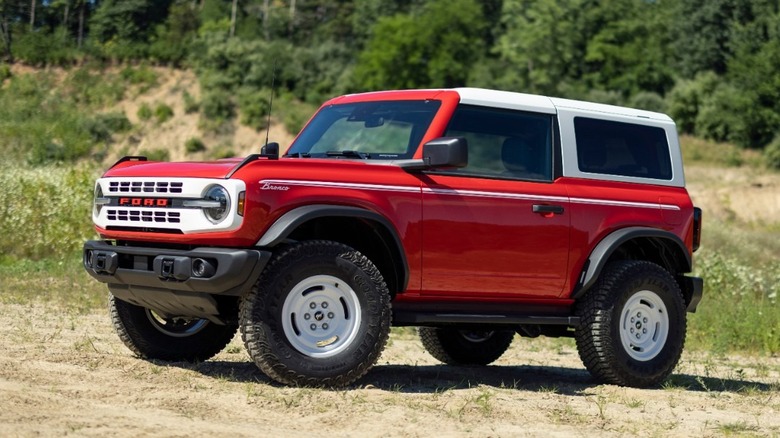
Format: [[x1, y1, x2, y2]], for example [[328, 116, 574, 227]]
[[84, 88, 703, 388]]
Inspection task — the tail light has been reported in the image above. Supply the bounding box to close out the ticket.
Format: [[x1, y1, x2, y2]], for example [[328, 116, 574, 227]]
[[692, 207, 702, 252]]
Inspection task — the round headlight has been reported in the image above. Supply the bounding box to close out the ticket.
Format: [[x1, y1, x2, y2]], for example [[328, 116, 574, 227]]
[[204, 185, 230, 223]]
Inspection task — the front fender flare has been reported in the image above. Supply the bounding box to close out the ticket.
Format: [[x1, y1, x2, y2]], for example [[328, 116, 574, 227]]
[[256, 204, 409, 291]]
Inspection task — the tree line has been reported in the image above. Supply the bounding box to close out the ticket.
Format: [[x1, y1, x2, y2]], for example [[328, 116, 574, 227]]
[[2, 0, 780, 158]]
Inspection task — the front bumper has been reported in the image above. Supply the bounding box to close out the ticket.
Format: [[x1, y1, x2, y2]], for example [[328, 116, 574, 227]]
[[83, 240, 271, 322]]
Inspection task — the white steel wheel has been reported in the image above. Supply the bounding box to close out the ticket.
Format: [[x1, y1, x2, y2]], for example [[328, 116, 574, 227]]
[[574, 260, 687, 388], [146, 310, 209, 338], [618, 290, 669, 361], [239, 240, 392, 387], [281, 274, 362, 358]]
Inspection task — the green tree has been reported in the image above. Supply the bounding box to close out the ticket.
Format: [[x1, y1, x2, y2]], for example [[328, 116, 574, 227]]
[[495, 0, 586, 95], [150, 0, 199, 65], [353, 0, 486, 90], [672, 0, 756, 77], [90, 0, 172, 60], [584, 0, 675, 95]]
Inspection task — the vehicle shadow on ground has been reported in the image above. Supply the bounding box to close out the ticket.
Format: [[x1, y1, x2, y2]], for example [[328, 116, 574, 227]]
[[175, 361, 776, 395]]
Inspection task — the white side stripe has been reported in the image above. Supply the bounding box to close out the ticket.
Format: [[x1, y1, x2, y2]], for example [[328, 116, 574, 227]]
[[260, 179, 681, 211], [261, 179, 420, 193], [570, 197, 681, 211], [422, 187, 568, 203]]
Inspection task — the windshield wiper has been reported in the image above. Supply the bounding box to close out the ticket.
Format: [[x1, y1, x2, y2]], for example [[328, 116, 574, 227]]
[[283, 152, 311, 158], [326, 150, 370, 159]]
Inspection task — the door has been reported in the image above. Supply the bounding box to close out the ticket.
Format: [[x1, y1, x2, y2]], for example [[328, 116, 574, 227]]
[[420, 105, 570, 299]]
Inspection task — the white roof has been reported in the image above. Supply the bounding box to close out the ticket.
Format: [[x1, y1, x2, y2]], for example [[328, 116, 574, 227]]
[[454, 88, 672, 121]]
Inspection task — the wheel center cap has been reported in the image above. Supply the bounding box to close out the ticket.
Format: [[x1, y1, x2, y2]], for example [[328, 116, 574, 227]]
[[314, 311, 324, 321], [635, 321, 642, 329]]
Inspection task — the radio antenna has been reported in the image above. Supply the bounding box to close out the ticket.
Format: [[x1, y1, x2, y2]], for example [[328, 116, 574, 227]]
[[264, 63, 276, 147]]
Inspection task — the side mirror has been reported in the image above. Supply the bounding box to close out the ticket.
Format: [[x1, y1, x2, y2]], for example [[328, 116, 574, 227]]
[[396, 137, 468, 171], [423, 137, 468, 168], [260, 142, 279, 159]]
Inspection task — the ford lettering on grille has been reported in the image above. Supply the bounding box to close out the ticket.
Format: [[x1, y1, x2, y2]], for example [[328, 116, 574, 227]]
[[117, 197, 171, 207]]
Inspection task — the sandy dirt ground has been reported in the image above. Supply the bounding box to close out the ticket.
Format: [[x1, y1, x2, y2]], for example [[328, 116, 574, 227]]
[[0, 302, 778, 437]]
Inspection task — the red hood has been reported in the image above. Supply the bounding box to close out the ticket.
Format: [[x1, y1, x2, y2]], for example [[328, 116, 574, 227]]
[[103, 158, 246, 179]]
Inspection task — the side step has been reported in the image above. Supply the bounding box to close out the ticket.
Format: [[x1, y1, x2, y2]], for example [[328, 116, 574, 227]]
[[393, 311, 580, 327]]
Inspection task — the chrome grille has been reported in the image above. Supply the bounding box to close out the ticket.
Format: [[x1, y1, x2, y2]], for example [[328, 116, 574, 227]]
[[108, 181, 184, 194], [106, 209, 181, 223]]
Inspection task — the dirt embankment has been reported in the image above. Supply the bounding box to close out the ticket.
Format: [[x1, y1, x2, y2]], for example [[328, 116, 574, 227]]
[[0, 303, 778, 437]]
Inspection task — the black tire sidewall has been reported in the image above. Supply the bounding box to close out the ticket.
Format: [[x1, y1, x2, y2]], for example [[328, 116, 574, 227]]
[[421, 327, 514, 365], [243, 241, 391, 384], [575, 261, 688, 387], [608, 270, 686, 383], [110, 295, 237, 362]]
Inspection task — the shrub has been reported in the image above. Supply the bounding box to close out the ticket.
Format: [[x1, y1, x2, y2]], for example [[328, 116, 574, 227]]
[[183, 91, 199, 114], [83, 112, 133, 143], [0, 165, 98, 260], [185, 137, 206, 153], [137, 103, 153, 121], [629, 92, 666, 113], [583, 89, 624, 106], [201, 89, 234, 121], [666, 72, 720, 134], [765, 135, 780, 170], [237, 87, 270, 130], [209, 144, 236, 159], [140, 148, 170, 162], [154, 103, 174, 124], [280, 96, 317, 135], [690, 251, 780, 354], [120, 66, 158, 91], [0, 63, 10, 82], [64, 68, 126, 107]]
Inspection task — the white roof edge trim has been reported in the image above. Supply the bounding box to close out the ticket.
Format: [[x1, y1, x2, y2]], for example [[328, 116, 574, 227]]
[[454, 87, 556, 114], [550, 97, 673, 122]]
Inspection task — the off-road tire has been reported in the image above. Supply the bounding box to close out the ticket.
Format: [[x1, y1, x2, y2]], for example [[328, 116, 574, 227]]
[[574, 260, 686, 387], [109, 294, 237, 362], [239, 240, 392, 387], [419, 327, 514, 365]]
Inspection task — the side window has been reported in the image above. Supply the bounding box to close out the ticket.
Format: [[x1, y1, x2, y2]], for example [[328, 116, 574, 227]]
[[574, 117, 672, 180], [443, 105, 553, 181]]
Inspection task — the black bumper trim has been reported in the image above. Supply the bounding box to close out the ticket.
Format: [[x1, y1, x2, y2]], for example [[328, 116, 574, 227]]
[[680, 275, 704, 313], [83, 240, 271, 296]]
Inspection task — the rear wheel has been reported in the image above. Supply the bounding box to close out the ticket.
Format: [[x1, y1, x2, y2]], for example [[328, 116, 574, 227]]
[[419, 327, 514, 365], [574, 260, 686, 387], [240, 240, 391, 387], [109, 294, 237, 362]]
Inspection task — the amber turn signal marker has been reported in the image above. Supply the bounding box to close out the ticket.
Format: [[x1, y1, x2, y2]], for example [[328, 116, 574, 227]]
[[237, 191, 246, 216]]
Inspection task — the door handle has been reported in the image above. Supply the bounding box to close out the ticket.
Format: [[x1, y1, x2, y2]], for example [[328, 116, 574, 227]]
[[532, 204, 564, 215]]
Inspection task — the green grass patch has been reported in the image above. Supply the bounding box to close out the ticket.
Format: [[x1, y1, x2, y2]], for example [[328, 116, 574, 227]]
[[0, 254, 106, 313], [680, 135, 765, 169], [687, 218, 780, 354], [0, 165, 99, 260]]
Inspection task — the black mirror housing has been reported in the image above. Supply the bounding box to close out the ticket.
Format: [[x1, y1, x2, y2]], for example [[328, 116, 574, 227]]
[[423, 137, 468, 168], [395, 137, 468, 171]]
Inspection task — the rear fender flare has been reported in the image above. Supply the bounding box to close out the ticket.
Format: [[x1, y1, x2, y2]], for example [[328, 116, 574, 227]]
[[572, 227, 691, 300]]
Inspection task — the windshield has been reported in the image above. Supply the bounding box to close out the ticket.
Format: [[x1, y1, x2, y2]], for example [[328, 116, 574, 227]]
[[286, 100, 442, 159]]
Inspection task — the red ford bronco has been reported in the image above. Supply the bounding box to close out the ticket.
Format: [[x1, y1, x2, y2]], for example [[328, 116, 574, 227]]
[[84, 88, 703, 388]]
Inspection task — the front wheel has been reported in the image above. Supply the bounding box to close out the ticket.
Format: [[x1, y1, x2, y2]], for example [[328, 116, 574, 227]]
[[109, 294, 237, 362], [574, 260, 686, 387], [239, 240, 391, 387], [419, 327, 514, 365]]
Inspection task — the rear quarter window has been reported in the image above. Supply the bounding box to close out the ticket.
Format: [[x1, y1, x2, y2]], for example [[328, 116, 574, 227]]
[[574, 117, 672, 180]]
